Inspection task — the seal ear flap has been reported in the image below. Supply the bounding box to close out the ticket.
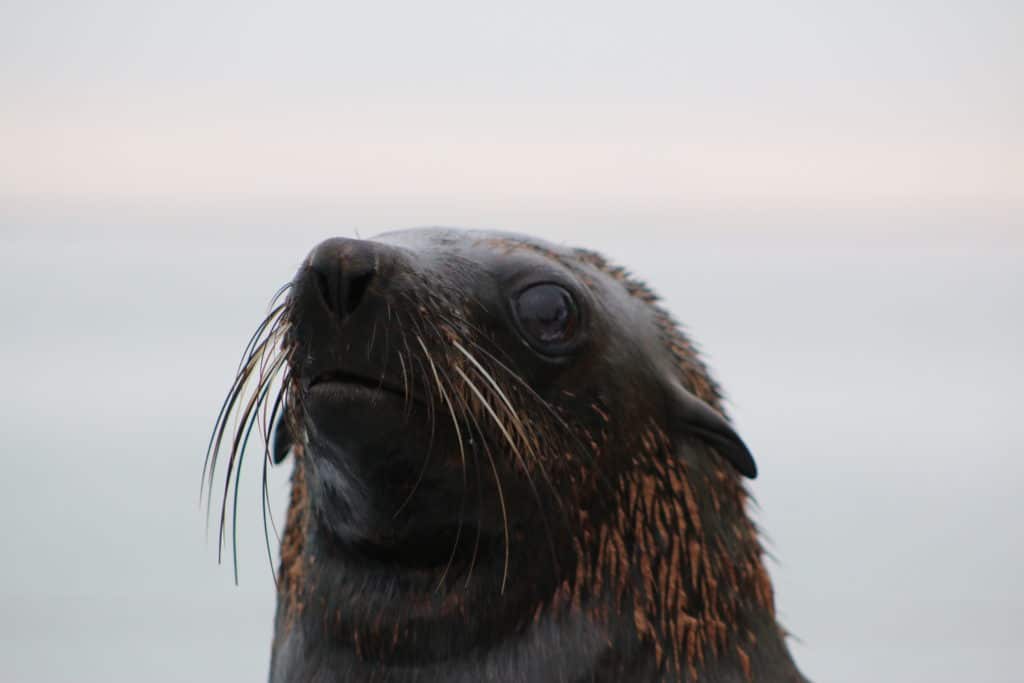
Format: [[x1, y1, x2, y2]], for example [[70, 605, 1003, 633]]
[[669, 384, 757, 479], [271, 409, 293, 464]]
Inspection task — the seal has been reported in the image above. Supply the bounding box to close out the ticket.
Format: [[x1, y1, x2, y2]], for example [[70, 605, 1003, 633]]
[[204, 228, 808, 682]]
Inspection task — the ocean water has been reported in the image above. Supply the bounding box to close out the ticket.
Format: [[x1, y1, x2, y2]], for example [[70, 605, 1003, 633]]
[[1, 227, 1021, 682]]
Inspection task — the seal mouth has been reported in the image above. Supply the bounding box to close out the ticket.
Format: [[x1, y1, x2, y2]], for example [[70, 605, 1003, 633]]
[[307, 370, 420, 405]]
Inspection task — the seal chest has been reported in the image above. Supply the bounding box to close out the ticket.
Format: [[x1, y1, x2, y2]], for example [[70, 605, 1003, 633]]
[[205, 229, 807, 682]]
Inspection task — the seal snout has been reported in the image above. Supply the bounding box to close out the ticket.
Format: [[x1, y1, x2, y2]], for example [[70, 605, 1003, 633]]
[[290, 237, 413, 397], [305, 237, 381, 322]]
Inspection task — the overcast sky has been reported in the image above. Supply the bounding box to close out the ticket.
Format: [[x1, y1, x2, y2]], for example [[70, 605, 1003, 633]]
[[1, 1, 1021, 236]]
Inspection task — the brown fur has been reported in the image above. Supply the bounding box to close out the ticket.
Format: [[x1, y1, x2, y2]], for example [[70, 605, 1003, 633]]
[[273, 239, 778, 678]]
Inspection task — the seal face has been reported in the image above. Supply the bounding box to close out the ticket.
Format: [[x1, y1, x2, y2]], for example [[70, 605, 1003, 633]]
[[205, 229, 807, 682]]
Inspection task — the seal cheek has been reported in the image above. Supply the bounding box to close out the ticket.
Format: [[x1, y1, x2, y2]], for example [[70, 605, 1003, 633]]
[[667, 382, 758, 478]]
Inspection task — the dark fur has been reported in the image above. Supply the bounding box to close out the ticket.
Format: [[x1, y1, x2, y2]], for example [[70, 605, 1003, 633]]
[[207, 229, 807, 682]]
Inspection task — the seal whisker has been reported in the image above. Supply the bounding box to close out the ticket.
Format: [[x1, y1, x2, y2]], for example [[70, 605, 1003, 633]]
[[453, 388, 507, 593], [458, 337, 571, 432], [401, 293, 439, 424], [391, 334, 440, 517], [202, 313, 286, 507], [366, 319, 379, 360], [223, 353, 287, 582], [260, 371, 293, 589], [221, 317, 288, 565], [226, 370, 277, 580], [261, 445, 278, 588], [267, 280, 293, 310], [454, 366, 521, 593], [397, 350, 410, 414], [451, 341, 553, 487], [452, 342, 551, 484], [442, 379, 488, 591], [261, 372, 290, 545], [375, 322, 394, 397], [454, 352, 563, 579], [423, 357, 468, 592], [440, 318, 602, 499], [395, 312, 417, 419], [232, 299, 288, 380], [458, 336, 592, 513], [206, 309, 287, 453], [452, 366, 525, 470], [378, 302, 397, 399], [254, 322, 287, 429], [204, 332, 280, 528], [459, 334, 616, 501], [451, 342, 525, 433]]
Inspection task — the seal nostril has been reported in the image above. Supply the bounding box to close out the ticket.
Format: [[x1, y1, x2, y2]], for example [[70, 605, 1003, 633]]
[[312, 269, 337, 314], [345, 271, 374, 316], [304, 237, 383, 321]]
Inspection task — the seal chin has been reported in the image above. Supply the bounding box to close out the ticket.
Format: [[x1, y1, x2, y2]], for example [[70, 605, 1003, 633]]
[[302, 407, 500, 584], [300, 375, 488, 565]]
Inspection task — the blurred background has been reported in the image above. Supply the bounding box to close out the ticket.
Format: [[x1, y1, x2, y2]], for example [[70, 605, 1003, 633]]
[[2, 2, 1021, 681]]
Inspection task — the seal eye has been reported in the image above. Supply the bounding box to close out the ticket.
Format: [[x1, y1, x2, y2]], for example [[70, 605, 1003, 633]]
[[514, 283, 579, 351]]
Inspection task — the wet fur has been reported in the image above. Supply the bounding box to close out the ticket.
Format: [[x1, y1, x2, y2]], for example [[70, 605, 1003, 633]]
[[204, 230, 807, 682]]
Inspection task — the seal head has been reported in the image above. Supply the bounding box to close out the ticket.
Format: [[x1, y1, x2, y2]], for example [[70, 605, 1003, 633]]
[[206, 228, 805, 682]]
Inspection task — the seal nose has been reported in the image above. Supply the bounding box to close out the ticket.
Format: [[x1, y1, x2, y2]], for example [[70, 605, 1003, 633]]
[[307, 238, 378, 320]]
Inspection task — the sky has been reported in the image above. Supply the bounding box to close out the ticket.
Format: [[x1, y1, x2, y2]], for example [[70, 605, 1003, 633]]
[[1, 1, 1022, 238]]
